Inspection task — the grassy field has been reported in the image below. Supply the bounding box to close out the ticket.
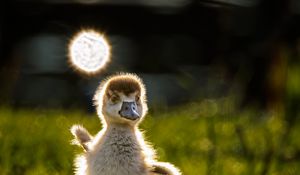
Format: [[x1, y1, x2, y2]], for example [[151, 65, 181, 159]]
[[0, 99, 299, 175]]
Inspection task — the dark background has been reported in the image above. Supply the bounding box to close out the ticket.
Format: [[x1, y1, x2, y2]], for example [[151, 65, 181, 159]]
[[0, 0, 300, 113]]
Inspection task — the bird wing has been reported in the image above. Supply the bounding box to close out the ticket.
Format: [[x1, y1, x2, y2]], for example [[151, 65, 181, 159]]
[[71, 125, 93, 151]]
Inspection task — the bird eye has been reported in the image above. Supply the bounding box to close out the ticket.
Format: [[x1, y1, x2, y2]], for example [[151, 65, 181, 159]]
[[135, 96, 140, 102], [110, 95, 120, 103]]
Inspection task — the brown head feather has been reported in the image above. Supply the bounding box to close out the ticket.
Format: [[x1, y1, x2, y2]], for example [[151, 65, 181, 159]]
[[106, 75, 141, 96]]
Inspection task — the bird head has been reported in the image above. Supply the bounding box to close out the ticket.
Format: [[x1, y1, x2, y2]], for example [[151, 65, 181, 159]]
[[94, 73, 148, 126]]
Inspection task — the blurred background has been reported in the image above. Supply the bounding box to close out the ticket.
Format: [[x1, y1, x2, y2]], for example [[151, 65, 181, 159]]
[[1, 0, 300, 174]]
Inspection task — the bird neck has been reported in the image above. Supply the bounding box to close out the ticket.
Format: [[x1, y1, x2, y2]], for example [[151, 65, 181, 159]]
[[106, 122, 137, 133]]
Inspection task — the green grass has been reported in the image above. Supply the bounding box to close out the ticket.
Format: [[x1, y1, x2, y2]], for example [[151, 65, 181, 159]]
[[0, 100, 299, 175]]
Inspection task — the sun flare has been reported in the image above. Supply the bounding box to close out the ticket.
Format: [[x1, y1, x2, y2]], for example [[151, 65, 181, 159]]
[[68, 30, 111, 75]]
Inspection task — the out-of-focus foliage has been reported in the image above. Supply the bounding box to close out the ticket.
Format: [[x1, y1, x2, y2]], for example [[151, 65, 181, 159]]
[[0, 98, 299, 175]]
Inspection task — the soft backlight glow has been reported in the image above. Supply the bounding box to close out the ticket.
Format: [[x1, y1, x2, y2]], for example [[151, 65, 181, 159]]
[[69, 30, 110, 74]]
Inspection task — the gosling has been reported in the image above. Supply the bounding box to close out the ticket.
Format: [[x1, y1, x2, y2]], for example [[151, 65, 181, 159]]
[[71, 73, 181, 175]]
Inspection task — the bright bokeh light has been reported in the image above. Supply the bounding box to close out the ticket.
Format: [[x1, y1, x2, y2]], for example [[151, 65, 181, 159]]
[[68, 30, 110, 74]]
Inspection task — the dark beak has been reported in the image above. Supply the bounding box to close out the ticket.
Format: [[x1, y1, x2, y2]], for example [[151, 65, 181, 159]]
[[119, 102, 140, 120]]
